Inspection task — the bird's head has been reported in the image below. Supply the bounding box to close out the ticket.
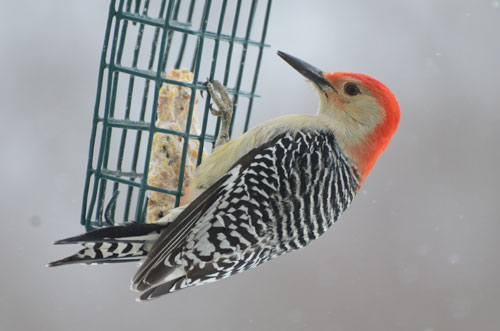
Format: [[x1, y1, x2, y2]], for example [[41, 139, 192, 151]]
[[278, 51, 400, 185]]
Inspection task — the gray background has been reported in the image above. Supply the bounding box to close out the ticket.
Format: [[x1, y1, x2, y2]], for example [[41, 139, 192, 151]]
[[1, 0, 500, 330]]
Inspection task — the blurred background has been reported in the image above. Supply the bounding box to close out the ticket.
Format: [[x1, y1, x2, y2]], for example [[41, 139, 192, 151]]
[[1, 0, 500, 330]]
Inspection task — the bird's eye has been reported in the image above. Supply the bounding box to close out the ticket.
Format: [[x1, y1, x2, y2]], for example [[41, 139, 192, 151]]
[[344, 83, 361, 96]]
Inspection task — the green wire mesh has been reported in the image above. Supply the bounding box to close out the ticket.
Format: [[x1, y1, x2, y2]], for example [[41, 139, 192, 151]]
[[81, 0, 272, 231]]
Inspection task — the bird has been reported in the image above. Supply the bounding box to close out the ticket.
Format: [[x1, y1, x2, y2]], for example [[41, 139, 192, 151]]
[[48, 51, 400, 301]]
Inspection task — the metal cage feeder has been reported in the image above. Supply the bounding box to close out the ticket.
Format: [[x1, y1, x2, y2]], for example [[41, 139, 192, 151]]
[[81, 0, 272, 231]]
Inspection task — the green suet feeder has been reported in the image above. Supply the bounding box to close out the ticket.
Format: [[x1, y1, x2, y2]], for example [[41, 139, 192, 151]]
[[81, 0, 272, 231]]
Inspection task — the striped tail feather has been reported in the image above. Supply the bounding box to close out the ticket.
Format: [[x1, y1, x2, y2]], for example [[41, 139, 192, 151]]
[[137, 276, 184, 301], [47, 222, 166, 267]]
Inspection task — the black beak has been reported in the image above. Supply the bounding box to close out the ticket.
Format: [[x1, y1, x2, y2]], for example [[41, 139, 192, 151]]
[[277, 51, 337, 95]]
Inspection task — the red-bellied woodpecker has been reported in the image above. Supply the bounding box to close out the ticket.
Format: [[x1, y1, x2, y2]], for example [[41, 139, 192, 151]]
[[48, 51, 400, 301]]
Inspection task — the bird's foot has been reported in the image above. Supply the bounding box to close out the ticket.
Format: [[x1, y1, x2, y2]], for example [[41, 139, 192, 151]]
[[206, 80, 233, 148]]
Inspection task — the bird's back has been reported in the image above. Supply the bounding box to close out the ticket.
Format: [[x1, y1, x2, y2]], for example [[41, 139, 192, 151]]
[[133, 129, 359, 300]]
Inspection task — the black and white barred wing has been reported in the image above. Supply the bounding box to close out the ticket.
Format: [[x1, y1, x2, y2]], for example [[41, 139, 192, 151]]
[[133, 130, 359, 300]]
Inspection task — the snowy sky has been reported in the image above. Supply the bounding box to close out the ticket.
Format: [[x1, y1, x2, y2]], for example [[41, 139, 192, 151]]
[[1, 1, 500, 330]]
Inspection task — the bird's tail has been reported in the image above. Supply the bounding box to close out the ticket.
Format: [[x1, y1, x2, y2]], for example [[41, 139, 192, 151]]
[[47, 222, 166, 267]]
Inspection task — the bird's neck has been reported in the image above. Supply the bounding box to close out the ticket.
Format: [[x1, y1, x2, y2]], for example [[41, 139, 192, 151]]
[[344, 143, 376, 188], [344, 128, 393, 188]]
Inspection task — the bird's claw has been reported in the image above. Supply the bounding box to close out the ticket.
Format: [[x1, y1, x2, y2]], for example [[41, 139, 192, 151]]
[[200, 78, 210, 98], [208, 103, 221, 116], [206, 80, 233, 148]]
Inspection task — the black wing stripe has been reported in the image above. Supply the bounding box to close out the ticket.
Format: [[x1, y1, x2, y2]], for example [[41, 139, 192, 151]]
[[131, 175, 230, 289], [132, 134, 287, 291]]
